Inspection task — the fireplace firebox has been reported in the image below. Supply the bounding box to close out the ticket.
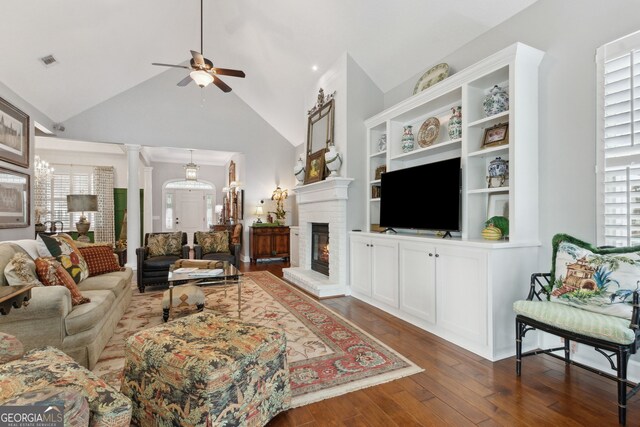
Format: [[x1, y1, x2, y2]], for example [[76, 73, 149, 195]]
[[311, 223, 329, 276]]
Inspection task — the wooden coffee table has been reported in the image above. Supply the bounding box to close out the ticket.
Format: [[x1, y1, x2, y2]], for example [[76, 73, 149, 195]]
[[167, 263, 242, 319], [0, 284, 34, 315]]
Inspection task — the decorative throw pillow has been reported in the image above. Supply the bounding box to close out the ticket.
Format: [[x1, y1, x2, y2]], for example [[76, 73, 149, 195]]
[[79, 246, 124, 276], [550, 233, 640, 319], [147, 232, 183, 257], [0, 332, 24, 363], [36, 234, 89, 284], [34, 257, 91, 306], [3, 253, 43, 287], [195, 231, 230, 254]]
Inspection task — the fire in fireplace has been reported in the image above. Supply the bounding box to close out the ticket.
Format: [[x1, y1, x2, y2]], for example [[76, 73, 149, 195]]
[[311, 223, 329, 276]]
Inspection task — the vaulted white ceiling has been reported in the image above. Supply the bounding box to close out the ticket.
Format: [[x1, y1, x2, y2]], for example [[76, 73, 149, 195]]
[[0, 0, 537, 147]]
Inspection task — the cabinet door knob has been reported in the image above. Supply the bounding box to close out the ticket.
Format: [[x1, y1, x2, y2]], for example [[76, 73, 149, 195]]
[[435, 253, 440, 258], [428, 253, 433, 257]]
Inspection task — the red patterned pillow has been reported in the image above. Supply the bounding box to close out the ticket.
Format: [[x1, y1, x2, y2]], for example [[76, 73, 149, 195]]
[[34, 257, 91, 306], [78, 246, 124, 277]]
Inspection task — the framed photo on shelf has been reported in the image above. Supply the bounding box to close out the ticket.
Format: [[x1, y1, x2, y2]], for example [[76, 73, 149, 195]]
[[0, 167, 29, 228], [304, 150, 326, 184], [0, 97, 29, 168], [374, 165, 387, 180], [487, 193, 509, 219], [481, 123, 509, 149]]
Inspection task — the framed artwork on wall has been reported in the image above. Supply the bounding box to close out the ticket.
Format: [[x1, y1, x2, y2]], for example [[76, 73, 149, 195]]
[[0, 97, 29, 168], [0, 166, 29, 228], [304, 150, 325, 184]]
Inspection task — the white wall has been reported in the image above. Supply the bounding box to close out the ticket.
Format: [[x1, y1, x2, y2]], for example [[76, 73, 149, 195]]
[[0, 82, 55, 241], [384, 0, 640, 268], [37, 146, 129, 188]]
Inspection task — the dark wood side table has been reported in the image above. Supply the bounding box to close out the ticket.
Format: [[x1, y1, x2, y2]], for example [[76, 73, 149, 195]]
[[0, 284, 34, 315], [114, 247, 127, 267], [249, 225, 290, 263]]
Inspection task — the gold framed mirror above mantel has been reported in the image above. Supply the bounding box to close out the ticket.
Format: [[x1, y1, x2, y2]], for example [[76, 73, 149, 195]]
[[304, 88, 335, 184]]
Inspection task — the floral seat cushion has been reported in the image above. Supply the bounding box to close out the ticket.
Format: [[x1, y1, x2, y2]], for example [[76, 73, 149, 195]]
[[513, 300, 636, 345]]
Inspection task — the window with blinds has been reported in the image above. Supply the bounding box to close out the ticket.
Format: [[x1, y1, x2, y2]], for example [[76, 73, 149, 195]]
[[597, 31, 640, 247], [44, 165, 95, 231]]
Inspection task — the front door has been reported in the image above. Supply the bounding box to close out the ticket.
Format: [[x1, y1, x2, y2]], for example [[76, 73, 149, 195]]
[[174, 189, 205, 245]]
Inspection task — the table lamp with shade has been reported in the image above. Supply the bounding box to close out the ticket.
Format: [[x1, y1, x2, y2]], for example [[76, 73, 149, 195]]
[[67, 194, 98, 242]]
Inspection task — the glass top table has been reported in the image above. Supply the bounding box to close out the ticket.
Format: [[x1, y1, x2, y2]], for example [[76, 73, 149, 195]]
[[166, 263, 243, 319]]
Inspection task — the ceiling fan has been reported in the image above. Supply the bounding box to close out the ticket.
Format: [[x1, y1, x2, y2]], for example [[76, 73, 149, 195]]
[[152, 0, 245, 92]]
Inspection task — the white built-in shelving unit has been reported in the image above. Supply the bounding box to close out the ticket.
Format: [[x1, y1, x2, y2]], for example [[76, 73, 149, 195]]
[[351, 43, 545, 361]]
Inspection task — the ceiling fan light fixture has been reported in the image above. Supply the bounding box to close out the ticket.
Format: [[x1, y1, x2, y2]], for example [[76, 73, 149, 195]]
[[190, 70, 214, 88]]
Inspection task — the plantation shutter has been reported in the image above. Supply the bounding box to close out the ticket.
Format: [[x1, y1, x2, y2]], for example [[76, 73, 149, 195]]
[[48, 165, 94, 231], [597, 30, 640, 247]]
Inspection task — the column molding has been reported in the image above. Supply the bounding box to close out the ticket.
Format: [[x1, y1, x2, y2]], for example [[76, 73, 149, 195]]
[[125, 144, 141, 269]]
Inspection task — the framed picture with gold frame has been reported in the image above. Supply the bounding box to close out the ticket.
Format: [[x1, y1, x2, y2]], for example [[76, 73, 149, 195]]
[[304, 150, 326, 184], [481, 123, 509, 148]]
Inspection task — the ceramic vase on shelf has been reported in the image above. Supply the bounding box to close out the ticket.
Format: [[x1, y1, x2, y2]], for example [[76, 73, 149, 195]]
[[487, 157, 509, 188], [401, 125, 415, 153], [325, 144, 342, 177], [377, 133, 387, 152], [448, 106, 462, 140], [482, 85, 509, 117], [293, 157, 305, 185]]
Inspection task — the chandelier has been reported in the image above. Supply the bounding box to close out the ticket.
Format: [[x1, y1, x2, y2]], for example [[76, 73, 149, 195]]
[[184, 150, 199, 181], [35, 155, 54, 181]]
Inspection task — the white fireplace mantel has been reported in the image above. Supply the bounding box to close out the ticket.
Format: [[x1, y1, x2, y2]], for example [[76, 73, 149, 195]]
[[284, 177, 353, 298], [293, 177, 354, 205]]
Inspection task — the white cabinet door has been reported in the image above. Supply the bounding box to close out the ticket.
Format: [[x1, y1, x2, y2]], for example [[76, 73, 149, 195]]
[[399, 241, 436, 323], [435, 245, 488, 346], [350, 234, 373, 297], [370, 237, 399, 308]]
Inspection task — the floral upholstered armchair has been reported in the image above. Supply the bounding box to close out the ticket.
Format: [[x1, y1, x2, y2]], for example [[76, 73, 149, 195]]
[[136, 232, 188, 293]]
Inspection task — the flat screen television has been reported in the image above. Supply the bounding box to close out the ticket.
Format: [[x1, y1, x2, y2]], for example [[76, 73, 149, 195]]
[[379, 157, 461, 232]]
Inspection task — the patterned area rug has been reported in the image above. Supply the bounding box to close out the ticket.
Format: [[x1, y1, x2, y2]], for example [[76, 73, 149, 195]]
[[93, 271, 422, 407]]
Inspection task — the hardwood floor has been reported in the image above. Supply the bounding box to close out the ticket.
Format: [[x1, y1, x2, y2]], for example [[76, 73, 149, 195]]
[[240, 260, 638, 426]]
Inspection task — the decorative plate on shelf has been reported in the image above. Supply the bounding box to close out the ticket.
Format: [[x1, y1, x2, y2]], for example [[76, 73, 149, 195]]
[[417, 117, 440, 147], [413, 63, 449, 95]]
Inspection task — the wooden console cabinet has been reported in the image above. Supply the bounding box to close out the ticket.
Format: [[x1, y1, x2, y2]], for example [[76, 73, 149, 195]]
[[249, 226, 290, 263]]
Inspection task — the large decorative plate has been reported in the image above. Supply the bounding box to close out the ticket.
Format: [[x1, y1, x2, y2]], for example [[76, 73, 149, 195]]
[[417, 117, 440, 148], [413, 63, 449, 95]]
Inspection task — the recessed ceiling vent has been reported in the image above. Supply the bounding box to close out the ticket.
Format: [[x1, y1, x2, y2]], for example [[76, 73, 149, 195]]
[[39, 55, 58, 67]]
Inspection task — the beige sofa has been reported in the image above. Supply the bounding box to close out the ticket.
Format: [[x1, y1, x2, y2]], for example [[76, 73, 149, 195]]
[[0, 239, 132, 369]]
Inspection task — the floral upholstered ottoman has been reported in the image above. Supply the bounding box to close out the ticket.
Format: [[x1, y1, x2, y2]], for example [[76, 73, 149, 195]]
[[0, 346, 132, 427], [121, 312, 291, 426]]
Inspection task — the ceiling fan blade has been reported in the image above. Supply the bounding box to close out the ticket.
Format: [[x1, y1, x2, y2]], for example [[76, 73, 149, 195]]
[[212, 76, 232, 93], [177, 75, 193, 87], [152, 63, 190, 69], [190, 50, 205, 67], [211, 68, 246, 78]]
